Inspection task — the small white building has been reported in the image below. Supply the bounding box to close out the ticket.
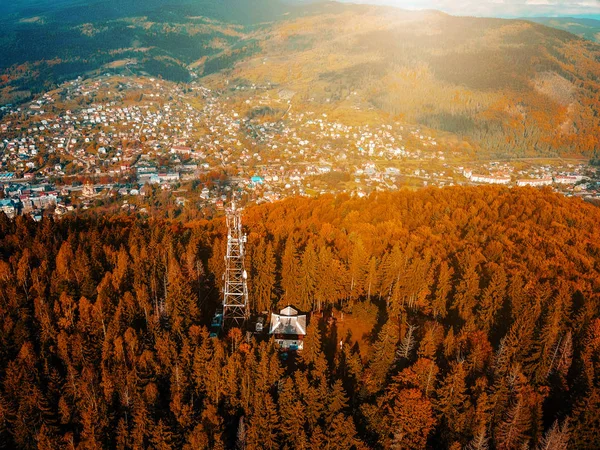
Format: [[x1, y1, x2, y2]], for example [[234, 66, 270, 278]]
[[517, 178, 553, 187], [171, 145, 192, 155], [470, 174, 511, 185], [554, 176, 581, 185], [158, 172, 180, 183], [269, 306, 307, 351]]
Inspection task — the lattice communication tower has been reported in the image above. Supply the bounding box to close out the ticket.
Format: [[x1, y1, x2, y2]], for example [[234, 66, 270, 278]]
[[222, 203, 249, 327]]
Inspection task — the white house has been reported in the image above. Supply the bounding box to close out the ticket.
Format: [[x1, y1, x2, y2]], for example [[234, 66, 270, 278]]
[[269, 306, 307, 351]]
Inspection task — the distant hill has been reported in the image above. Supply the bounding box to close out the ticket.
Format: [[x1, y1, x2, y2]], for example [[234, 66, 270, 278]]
[[211, 5, 600, 158], [0, 0, 322, 103], [526, 17, 600, 43], [2, 1, 600, 158], [0, 0, 301, 24]]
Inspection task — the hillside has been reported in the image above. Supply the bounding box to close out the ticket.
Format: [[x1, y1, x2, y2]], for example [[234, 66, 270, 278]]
[[209, 5, 600, 158], [2, 1, 600, 158], [0, 0, 306, 103], [0, 187, 600, 448]]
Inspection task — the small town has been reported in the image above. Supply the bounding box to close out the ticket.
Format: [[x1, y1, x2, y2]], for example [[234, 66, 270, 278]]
[[1, 74, 599, 220]]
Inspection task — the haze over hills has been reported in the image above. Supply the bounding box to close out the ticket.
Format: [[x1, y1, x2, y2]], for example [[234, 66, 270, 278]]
[[2, 0, 600, 159], [526, 17, 600, 43], [337, 0, 600, 19]]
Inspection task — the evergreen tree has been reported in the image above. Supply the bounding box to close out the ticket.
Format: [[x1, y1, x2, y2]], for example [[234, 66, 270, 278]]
[[325, 380, 349, 425], [253, 241, 276, 313], [495, 397, 530, 450], [281, 238, 300, 306], [348, 239, 368, 300], [326, 413, 359, 449], [368, 319, 400, 392], [432, 261, 453, 319], [298, 242, 317, 311], [436, 361, 470, 437], [301, 321, 323, 368], [477, 265, 506, 332], [452, 251, 482, 324], [537, 420, 569, 450], [278, 377, 307, 447], [247, 393, 279, 450]]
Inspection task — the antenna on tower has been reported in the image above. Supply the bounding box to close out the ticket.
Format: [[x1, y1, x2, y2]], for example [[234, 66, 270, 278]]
[[222, 202, 249, 328]]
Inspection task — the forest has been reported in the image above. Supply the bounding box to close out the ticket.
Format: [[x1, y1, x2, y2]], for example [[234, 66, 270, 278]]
[[0, 186, 599, 449]]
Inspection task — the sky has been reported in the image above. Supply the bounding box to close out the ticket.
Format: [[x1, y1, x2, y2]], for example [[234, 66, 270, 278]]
[[340, 0, 600, 18]]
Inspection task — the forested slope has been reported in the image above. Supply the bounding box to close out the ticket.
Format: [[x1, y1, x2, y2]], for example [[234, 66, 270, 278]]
[[0, 187, 600, 448], [222, 5, 600, 158]]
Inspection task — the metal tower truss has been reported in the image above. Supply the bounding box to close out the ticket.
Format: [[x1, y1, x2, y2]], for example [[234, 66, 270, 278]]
[[222, 203, 249, 327]]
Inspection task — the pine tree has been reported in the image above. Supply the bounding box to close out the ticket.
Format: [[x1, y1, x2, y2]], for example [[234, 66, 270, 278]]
[[465, 429, 489, 450], [167, 255, 199, 333], [281, 238, 300, 306], [369, 319, 400, 392], [301, 321, 323, 368], [477, 265, 506, 332], [208, 237, 226, 288], [0, 393, 10, 449], [349, 239, 368, 300], [278, 377, 307, 446], [247, 393, 279, 450], [112, 246, 132, 292], [55, 241, 74, 283], [432, 261, 453, 319], [298, 242, 317, 311], [183, 424, 210, 450], [379, 244, 404, 303], [436, 361, 470, 436], [418, 322, 443, 360], [325, 380, 349, 425], [252, 241, 276, 313], [326, 413, 359, 449], [308, 426, 326, 450], [527, 282, 571, 383], [571, 387, 600, 449], [131, 401, 151, 449], [201, 400, 224, 448], [495, 397, 530, 450], [304, 383, 326, 432], [556, 331, 572, 379], [537, 420, 569, 450], [314, 246, 347, 311], [35, 424, 58, 450], [151, 419, 174, 450], [452, 251, 481, 324], [365, 256, 379, 299]]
